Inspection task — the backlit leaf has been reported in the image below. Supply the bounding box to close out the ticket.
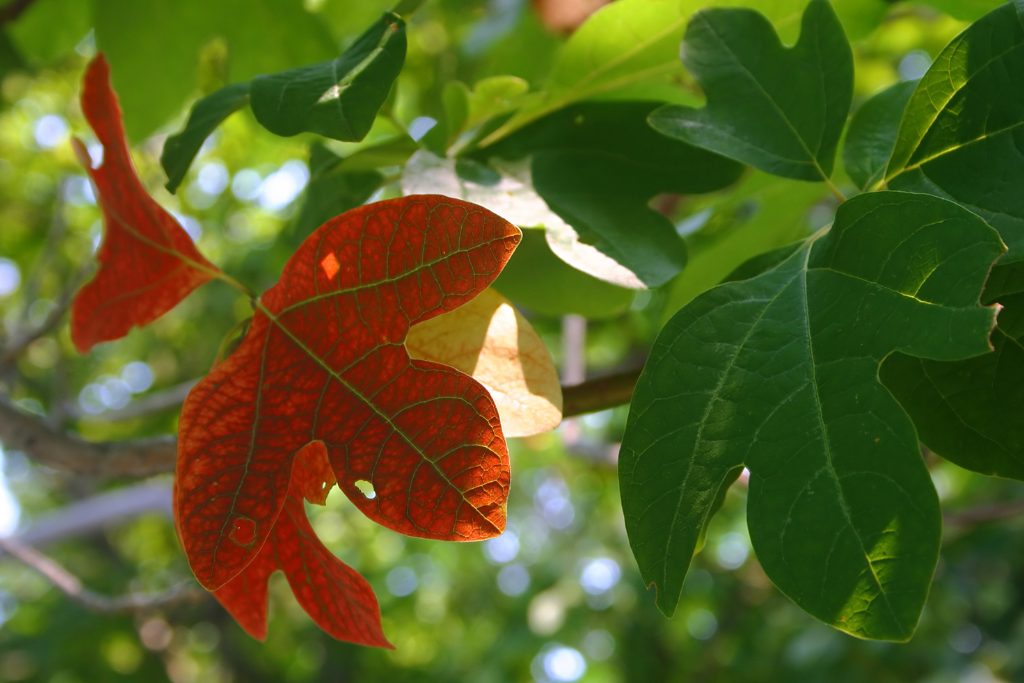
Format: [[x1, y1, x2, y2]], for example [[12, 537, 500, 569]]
[[402, 151, 646, 289], [482, 101, 746, 287], [493, 229, 635, 318], [211, 443, 391, 646], [161, 83, 251, 194], [620, 192, 1004, 639], [407, 288, 563, 437], [250, 12, 406, 142], [175, 196, 520, 590], [70, 55, 220, 354], [649, 0, 853, 182]]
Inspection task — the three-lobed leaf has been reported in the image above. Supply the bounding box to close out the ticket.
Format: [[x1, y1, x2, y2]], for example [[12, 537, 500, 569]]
[[71, 55, 221, 353], [175, 195, 521, 591], [620, 192, 1004, 640], [649, 0, 853, 183], [885, 2, 1024, 261]]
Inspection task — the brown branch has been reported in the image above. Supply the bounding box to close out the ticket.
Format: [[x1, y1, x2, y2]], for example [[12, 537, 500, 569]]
[[562, 368, 642, 418], [0, 536, 205, 613], [0, 396, 176, 478], [943, 499, 1024, 527], [0, 0, 36, 24]]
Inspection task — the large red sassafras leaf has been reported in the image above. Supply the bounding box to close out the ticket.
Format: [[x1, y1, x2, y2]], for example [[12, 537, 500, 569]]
[[70, 54, 219, 353], [176, 196, 520, 590], [211, 443, 391, 647]]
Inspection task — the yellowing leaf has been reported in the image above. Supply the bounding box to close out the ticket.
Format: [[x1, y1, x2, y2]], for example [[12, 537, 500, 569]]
[[406, 288, 562, 437]]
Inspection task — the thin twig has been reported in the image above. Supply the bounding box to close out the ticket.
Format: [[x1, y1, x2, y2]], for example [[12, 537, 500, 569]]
[[943, 500, 1024, 527], [562, 368, 642, 418], [0, 536, 205, 614]]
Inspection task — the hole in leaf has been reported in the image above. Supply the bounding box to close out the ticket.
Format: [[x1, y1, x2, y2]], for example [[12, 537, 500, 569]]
[[354, 479, 376, 499], [229, 515, 256, 545]]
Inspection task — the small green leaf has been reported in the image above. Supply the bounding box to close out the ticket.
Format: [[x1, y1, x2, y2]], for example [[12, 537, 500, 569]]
[[842, 79, 917, 191], [620, 192, 1004, 640], [161, 83, 251, 193], [886, 2, 1024, 262], [492, 229, 634, 319], [483, 101, 745, 288], [250, 12, 406, 141], [649, 0, 853, 182], [882, 263, 1024, 480]]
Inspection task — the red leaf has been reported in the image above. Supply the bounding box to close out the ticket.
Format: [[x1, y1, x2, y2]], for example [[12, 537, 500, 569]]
[[70, 54, 220, 353], [176, 196, 520, 590], [211, 443, 392, 648]]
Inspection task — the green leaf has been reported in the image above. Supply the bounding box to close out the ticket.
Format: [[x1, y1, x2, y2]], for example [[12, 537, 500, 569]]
[[478, 0, 812, 147], [620, 191, 1004, 640], [881, 263, 1024, 480], [249, 12, 406, 142], [648, 0, 853, 183], [6, 0, 90, 65], [289, 144, 385, 243], [161, 83, 251, 193], [842, 79, 917, 191], [493, 229, 635, 319], [886, 3, 1024, 262], [94, 0, 338, 141], [663, 173, 831, 320], [483, 101, 745, 288]]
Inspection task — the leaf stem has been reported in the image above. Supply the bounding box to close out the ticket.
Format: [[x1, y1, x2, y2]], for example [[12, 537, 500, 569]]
[[212, 270, 258, 299], [824, 176, 846, 203]]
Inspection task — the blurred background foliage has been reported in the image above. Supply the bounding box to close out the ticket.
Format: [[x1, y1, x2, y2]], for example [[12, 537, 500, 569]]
[[1, 0, 1023, 681]]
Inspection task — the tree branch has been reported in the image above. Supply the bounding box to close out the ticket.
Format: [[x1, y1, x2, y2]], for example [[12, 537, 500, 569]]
[[0, 397, 176, 478], [0, 536, 205, 613], [943, 499, 1024, 527], [561, 368, 642, 418]]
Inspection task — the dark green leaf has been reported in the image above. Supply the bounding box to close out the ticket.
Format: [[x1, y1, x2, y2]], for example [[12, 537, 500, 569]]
[[288, 143, 386, 242], [161, 83, 250, 193], [484, 101, 745, 288], [648, 0, 853, 182], [881, 263, 1024, 480], [249, 12, 406, 141], [620, 191, 1003, 640], [842, 79, 917, 191], [492, 229, 634, 319], [886, 2, 1024, 262]]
